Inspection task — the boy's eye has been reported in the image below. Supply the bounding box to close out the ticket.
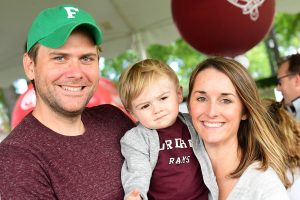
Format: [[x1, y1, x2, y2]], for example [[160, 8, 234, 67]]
[[141, 104, 150, 110], [161, 96, 168, 101]]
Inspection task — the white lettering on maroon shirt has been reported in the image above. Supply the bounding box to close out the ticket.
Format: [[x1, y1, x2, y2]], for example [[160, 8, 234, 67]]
[[159, 138, 192, 150]]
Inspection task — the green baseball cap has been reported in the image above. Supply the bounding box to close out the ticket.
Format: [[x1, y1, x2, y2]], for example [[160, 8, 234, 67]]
[[26, 4, 103, 52]]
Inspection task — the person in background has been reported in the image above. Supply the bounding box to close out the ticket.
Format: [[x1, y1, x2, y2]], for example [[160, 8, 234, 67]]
[[187, 57, 289, 200], [0, 4, 134, 199], [118, 59, 210, 200], [264, 98, 300, 200], [277, 53, 300, 121]]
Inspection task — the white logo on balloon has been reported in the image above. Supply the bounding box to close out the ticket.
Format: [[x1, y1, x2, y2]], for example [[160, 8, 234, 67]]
[[227, 0, 265, 21]]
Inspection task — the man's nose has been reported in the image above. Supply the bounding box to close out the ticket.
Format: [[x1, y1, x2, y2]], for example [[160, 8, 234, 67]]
[[65, 60, 83, 79]]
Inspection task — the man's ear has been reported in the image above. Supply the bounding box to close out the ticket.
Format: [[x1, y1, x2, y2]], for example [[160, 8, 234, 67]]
[[23, 53, 35, 81], [294, 74, 300, 87], [177, 86, 183, 103]]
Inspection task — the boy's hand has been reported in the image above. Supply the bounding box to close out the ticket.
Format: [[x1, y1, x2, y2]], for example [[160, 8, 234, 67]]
[[125, 189, 142, 200]]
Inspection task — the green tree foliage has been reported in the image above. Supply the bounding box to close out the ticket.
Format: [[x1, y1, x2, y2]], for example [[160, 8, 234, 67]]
[[274, 13, 300, 50], [246, 41, 272, 79], [101, 50, 139, 81]]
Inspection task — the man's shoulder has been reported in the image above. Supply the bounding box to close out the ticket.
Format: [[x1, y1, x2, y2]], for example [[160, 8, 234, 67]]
[[1, 114, 39, 147], [84, 104, 134, 129], [85, 104, 125, 116], [85, 104, 132, 121]]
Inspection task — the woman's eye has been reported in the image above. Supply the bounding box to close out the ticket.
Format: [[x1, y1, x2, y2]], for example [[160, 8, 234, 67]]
[[221, 99, 232, 104], [196, 96, 206, 102]]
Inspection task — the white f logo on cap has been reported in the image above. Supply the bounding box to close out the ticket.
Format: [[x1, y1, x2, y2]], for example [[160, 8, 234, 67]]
[[64, 7, 79, 18]]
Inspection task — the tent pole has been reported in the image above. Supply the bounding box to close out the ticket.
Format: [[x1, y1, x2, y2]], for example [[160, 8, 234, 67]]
[[132, 32, 148, 59]]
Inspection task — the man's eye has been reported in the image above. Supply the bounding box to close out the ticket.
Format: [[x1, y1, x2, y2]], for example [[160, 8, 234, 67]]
[[81, 56, 94, 62], [54, 56, 64, 61]]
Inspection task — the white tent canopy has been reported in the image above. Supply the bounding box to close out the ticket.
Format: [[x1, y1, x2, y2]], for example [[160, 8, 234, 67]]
[[0, 0, 299, 87]]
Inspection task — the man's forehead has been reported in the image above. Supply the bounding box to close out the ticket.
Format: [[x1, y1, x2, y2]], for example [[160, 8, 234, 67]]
[[279, 61, 289, 74]]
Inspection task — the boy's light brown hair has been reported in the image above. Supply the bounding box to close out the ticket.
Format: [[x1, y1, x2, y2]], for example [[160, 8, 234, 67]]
[[118, 58, 179, 112]]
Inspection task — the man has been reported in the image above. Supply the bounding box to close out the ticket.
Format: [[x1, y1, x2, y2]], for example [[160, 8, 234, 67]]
[[277, 53, 300, 121], [0, 4, 134, 199]]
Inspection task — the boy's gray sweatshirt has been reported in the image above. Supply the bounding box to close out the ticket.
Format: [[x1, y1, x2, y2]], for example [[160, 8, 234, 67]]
[[120, 113, 218, 200]]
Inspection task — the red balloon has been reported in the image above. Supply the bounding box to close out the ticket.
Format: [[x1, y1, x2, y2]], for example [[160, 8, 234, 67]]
[[171, 0, 275, 57], [11, 77, 130, 128]]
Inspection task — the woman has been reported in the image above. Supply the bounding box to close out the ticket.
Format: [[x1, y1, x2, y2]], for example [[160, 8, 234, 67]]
[[264, 98, 300, 200], [187, 57, 289, 200]]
